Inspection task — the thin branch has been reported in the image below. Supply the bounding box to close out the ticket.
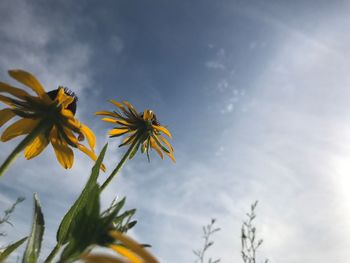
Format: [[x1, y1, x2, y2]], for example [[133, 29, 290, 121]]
[[240, 201, 268, 263], [193, 218, 221, 263], [0, 197, 25, 237]]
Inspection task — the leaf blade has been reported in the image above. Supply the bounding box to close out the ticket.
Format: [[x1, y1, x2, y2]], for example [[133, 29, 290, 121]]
[[23, 193, 45, 263], [56, 143, 108, 244], [0, 237, 28, 261]]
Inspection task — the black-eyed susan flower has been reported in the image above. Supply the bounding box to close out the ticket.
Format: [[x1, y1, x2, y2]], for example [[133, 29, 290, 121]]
[[0, 69, 99, 175], [82, 231, 159, 263], [96, 100, 174, 162], [96, 100, 174, 190]]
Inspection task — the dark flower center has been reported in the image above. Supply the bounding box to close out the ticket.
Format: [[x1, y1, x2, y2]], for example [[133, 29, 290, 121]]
[[140, 112, 160, 126], [151, 113, 160, 126], [47, 87, 78, 115]]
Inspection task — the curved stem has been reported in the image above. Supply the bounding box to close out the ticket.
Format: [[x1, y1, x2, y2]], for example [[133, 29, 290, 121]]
[[100, 137, 140, 191], [44, 243, 61, 263], [0, 120, 49, 177]]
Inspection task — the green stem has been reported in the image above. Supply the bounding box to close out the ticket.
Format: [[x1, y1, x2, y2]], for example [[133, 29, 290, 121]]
[[0, 120, 50, 177], [100, 137, 140, 191], [44, 243, 61, 263]]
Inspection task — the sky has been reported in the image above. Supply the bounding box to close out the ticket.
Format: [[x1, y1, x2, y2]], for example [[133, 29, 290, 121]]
[[1, 0, 350, 262]]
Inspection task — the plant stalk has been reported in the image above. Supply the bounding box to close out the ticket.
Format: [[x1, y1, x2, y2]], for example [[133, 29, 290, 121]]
[[100, 137, 140, 191], [44, 243, 61, 263]]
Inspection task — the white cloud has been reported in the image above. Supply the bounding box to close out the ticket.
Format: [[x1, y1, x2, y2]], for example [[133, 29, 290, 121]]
[[215, 14, 350, 262], [127, 5, 350, 263], [0, 0, 98, 260], [205, 48, 227, 71], [205, 61, 226, 70], [2, 1, 350, 263], [0, 0, 92, 95]]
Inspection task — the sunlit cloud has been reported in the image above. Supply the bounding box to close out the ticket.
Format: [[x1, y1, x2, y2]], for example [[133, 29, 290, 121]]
[[1, 1, 350, 263]]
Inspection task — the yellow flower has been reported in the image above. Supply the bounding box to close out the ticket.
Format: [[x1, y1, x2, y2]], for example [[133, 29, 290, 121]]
[[82, 231, 159, 263], [0, 69, 99, 170], [96, 100, 175, 162]]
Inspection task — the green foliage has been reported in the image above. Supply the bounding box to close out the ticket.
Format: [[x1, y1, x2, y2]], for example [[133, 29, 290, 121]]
[[49, 143, 139, 262], [55, 144, 107, 262], [193, 218, 221, 263], [99, 197, 137, 235], [56, 143, 108, 245], [128, 140, 141, 160], [241, 201, 268, 263], [59, 189, 138, 262], [23, 194, 45, 263], [0, 237, 28, 262], [59, 186, 100, 262], [0, 143, 142, 263]]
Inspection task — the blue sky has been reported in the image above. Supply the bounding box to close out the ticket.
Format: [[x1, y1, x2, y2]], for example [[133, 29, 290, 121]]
[[1, 0, 350, 262]]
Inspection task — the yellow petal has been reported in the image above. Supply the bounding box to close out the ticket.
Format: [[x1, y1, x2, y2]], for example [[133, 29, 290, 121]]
[[96, 111, 120, 118], [77, 144, 106, 172], [82, 253, 126, 263], [61, 109, 79, 125], [119, 132, 137, 147], [109, 129, 130, 136], [109, 99, 125, 110], [143, 110, 153, 121], [61, 108, 75, 119], [158, 135, 174, 152], [116, 119, 132, 126], [150, 138, 164, 159], [165, 151, 176, 163], [0, 108, 15, 127], [56, 88, 74, 108], [24, 134, 49, 159], [122, 101, 138, 116], [65, 119, 81, 133], [62, 127, 79, 145], [0, 94, 15, 106], [8, 70, 51, 103], [80, 123, 96, 149], [101, 117, 117, 123], [50, 127, 74, 169], [109, 245, 143, 263], [77, 143, 106, 172], [152, 125, 172, 138], [102, 117, 132, 127], [0, 81, 30, 99], [122, 133, 136, 144], [109, 231, 159, 263], [77, 144, 96, 160], [1, 118, 39, 142], [61, 109, 81, 132]]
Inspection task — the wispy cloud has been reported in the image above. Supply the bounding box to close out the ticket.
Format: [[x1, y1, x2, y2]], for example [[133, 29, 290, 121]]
[[205, 48, 227, 70], [0, 0, 97, 259], [2, 1, 350, 263], [205, 61, 226, 70]]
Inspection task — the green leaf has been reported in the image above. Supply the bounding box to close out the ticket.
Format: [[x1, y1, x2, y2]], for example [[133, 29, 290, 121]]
[[151, 134, 170, 153], [56, 143, 108, 244], [113, 209, 137, 232], [101, 197, 126, 218], [59, 184, 101, 262], [0, 237, 28, 262], [126, 220, 137, 230], [23, 193, 45, 263], [99, 198, 127, 233]]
